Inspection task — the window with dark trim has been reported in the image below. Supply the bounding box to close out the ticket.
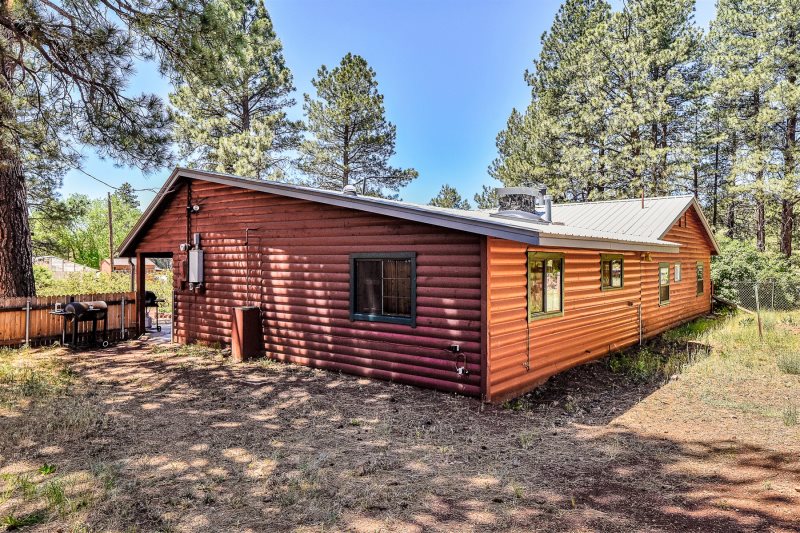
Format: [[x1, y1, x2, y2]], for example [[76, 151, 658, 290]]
[[659, 263, 670, 305], [528, 252, 564, 320], [600, 254, 624, 290], [696, 261, 704, 295], [350, 252, 416, 326]]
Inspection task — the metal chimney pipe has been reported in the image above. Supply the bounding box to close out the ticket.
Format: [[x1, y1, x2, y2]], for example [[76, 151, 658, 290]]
[[543, 195, 552, 223]]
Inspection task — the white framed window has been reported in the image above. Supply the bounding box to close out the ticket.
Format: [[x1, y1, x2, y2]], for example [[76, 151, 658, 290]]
[[675, 263, 682, 282]]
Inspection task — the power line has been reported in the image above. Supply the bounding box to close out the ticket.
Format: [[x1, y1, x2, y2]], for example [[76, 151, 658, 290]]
[[72, 167, 160, 193]]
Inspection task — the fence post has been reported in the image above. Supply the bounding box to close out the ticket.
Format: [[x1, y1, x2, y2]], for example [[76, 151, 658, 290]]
[[24, 298, 31, 346], [121, 295, 126, 339], [771, 280, 775, 309], [754, 282, 763, 341]]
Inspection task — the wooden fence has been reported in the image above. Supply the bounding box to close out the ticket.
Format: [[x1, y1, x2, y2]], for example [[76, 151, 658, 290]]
[[0, 292, 138, 347]]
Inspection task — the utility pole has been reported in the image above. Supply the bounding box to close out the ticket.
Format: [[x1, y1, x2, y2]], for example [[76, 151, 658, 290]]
[[107, 192, 114, 271]]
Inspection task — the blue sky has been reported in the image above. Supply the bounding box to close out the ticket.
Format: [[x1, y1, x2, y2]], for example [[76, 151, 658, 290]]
[[60, 0, 717, 208]]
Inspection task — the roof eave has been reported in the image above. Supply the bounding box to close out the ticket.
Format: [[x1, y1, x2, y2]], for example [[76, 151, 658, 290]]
[[117, 168, 545, 256], [118, 168, 693, 257], [537, 235, 680, 253]]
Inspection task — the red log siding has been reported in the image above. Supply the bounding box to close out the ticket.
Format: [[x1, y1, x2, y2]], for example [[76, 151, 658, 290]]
[[485, 204, 714, 403], [642, 207, 714, 336], [132, 179, 483, 396]]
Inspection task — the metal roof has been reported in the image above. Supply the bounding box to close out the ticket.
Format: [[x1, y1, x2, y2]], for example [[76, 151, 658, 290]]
[[118, 168, 720, 256]]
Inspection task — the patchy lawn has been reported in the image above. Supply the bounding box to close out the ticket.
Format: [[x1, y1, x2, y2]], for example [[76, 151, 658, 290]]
[[1, 311, 798, 532]]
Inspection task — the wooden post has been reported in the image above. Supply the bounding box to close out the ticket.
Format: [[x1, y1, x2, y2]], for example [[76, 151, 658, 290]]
[[107, 193, 114, 270], [754, 282, 763, 341], [24, 298, 30, 345], [137, 253, 146, 335], [121, 295, 126, 339]]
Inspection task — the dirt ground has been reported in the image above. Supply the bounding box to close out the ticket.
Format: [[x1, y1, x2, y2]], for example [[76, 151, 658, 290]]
[[1, 320, 799, 532]]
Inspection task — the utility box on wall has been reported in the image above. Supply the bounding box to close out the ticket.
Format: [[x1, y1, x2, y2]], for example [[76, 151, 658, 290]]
[[188, 249, 204, 284]]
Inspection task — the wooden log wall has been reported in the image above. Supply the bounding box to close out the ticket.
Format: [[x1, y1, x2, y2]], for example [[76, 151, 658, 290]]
[[0, 292, 137, 347], [485, 204, 715, 403], [131, 179, 484, 396], [643, 207, 715, 336]]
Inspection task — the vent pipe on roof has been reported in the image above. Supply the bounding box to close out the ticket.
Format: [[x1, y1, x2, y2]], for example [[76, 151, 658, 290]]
[[543, 195, 552, 223], [342, 184, 358, 196]]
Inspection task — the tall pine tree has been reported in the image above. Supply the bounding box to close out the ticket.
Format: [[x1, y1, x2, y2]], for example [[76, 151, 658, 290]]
[[709, 0, 776, 251], [170, 0, 301, 180], [298, 54, 417, 196], [491, 0, 612, 201], [429, 184, 470, 209], [0, 0, 209, 296]]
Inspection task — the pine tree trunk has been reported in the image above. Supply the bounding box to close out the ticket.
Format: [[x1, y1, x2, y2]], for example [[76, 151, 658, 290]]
[[780, 199, 794, 257], [0, 45, 36, 297], [781, 28, 797, 257], [712, 142, 720, 227], [0, 132, 36, 297], [756, 186, 766, 252], [726, 200, 736, 236]]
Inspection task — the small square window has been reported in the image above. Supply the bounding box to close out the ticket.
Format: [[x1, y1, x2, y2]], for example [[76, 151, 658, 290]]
[[601, 254, 624, 290], [675, 263, 682, 282], [350, 253, 416, 326]]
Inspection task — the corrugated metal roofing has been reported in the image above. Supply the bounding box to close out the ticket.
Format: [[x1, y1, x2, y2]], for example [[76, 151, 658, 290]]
[[119, 168, 719, 256], [549, 196, 695, 240]]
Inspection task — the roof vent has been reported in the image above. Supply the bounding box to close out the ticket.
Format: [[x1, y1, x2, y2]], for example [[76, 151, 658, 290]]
[[497, 186, 547, 213], [342, 184, 358, 196], [490, 185, 552, 224]]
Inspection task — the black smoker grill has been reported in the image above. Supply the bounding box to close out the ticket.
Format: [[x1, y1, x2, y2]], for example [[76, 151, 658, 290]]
[[144, 291, 165, 332], [52, 301, 109, 348]]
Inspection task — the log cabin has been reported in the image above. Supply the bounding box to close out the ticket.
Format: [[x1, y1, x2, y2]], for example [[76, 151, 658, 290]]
[[118, 168, 719, 402]]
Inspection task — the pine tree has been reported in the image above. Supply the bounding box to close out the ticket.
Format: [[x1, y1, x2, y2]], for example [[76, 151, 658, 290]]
[[0, 0, 210, 296], [490, 0, 612, 201], [429, 184, 470, 209], [590, 0, 702, 198], [708, 0, 777, 252], [766, 1, 800, 256], [473, 185, 499, 209], [170, 0, 300, 180], [298, 53, 417, 196], [114, 183, 140, 209], [488, 107, 542, 187]]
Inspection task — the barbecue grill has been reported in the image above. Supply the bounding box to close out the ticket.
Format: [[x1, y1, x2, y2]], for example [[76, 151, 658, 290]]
[[50, 300, 109, 348], [144, 291, 165, 332]]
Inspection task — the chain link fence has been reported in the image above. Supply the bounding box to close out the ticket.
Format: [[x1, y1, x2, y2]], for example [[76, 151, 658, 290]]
[[716, 279, 800, 312]]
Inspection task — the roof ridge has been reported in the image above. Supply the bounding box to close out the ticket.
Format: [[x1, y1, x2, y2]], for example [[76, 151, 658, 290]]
[[552, 194, 694, 207]]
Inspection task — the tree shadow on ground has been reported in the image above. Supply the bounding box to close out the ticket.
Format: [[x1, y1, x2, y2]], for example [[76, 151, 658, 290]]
[[2, 339, 797, 532]]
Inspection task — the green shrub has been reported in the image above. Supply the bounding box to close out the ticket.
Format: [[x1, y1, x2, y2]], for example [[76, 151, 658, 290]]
[[711, 234, 800, 302], [777, 351, 800, 375], [607, 348, 664, 381], [783, 405, 798, 426]]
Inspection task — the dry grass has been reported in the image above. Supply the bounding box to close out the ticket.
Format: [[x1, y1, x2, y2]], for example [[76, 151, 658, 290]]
[[0, 311, 798, 532]]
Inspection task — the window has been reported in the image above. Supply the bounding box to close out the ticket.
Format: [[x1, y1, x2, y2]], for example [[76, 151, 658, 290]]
[[601, 254, 624, 290], [350, 253, 416, 326], [675, 263, 682, 282], [696, 262, 704, 295], [528, 252, 564, 320], [659, 263, 670, 305]]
